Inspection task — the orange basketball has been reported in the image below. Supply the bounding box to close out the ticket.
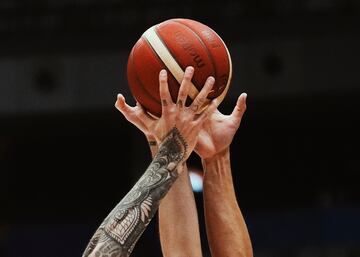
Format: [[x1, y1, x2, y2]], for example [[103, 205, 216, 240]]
[[127, 18, 232, 117]]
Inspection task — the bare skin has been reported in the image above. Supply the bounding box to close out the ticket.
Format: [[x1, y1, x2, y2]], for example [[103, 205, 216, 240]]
[[115, 67, 208, 257], [147, 136, 203, 257], [158, 163, 203, 257], [196, 93, 253, 257], [115, 67, 253, 257], [82, 67, 216, 257]]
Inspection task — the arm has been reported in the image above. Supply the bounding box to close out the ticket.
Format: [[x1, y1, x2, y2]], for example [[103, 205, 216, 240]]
[[82, 128, 186, 257], [85, 67, 215, 257], [148, 137, 203, 257], [115, 68, 208, 257], [196, 93, 253, 257], [202, 149, 252, 257], [159, 160, 203, 257]]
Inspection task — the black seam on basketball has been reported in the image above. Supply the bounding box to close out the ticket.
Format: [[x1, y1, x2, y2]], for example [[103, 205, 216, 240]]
[[172, 19, 219, 89], [131, 43, 161, 106]]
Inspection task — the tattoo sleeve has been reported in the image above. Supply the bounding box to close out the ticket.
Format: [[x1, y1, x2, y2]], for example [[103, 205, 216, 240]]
[[82, 128, 187, 257]]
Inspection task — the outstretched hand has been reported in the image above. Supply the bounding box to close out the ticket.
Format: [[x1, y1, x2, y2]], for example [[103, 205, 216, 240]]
[[195, 93, 247, 160], [115, 67, 217, 160]]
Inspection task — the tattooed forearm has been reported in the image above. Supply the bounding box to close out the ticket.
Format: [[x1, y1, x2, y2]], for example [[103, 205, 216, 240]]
[[82, 127, 187, 257]]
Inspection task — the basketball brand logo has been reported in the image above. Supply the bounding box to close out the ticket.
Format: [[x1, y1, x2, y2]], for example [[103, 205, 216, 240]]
[[174, 31, 205, 68]]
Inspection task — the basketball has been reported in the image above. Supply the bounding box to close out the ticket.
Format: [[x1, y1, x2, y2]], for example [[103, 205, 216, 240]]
[[127, 18, 232, 117]]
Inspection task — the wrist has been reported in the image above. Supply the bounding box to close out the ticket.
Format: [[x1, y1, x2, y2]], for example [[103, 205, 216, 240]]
[[202, 147, 230, 166], [145, 134, 158, 157], [202, 147, 235, 195], [155, 128, 187, 166]]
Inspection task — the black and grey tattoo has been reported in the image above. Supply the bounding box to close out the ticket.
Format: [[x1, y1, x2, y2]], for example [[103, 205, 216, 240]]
[[82, 127, 187, 257], [148, 141, 157, 147]]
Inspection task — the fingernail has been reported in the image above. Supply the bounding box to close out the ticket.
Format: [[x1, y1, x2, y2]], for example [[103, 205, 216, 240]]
[[117, 93, 123, 99], [186, 66, 194, 74], [160, 69, 167, 76], [207, 76, 215, 84]]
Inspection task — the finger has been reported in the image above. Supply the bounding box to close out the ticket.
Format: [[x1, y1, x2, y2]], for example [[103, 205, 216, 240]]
[[115, 94, 135, 116], [115, 95, 151, 131], [230, 93, 247, 122], [177, 66, 194, 108], [190, 76, 215, 112], [159, 69, 172, 114]]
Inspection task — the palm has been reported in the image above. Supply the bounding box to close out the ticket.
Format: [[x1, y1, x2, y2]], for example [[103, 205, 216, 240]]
[[196, 111, 237, 159], [195, 93, 247, 160]]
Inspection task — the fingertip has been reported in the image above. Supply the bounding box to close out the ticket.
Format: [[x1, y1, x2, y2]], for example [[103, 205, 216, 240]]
[[186, 66, 194, 74], [160, 69, 167, 76], [116, 94, 126, 109], [182, 66, 194, 81], [159, 69, 168, 83], [115, 94, 121, 108], [238, 93, 247, 106], [207, 76, 215, 83], [205, 77, 215, 90], [115, 93, 121, 102]]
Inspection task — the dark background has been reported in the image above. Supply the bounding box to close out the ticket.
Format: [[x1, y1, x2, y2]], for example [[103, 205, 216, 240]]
[[1, 0, 360, 256]]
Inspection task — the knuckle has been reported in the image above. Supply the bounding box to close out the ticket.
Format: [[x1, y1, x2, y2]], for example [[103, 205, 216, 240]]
[[197, 97, 205, 105], [168, 105, 176, 113]]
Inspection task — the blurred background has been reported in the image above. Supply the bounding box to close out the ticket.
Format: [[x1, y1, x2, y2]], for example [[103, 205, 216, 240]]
[[1, 0, 360, 256]]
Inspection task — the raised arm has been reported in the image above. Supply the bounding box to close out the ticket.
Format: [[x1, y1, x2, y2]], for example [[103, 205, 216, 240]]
[[82, 127, 187, 257], [147, 138, 203, 257], [158, 162, 203, 257], [115, 67, 211, 257], [148, 137, 203, 257], [196, 93, 253, 257], [83, 67, 216, 257]]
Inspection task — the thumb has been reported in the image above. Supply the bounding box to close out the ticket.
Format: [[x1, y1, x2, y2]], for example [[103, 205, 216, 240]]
[[115, 94, 132, 115], [230, 93, 247, 122]]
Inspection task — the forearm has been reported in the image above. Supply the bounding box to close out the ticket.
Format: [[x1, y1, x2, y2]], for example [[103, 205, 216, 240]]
[[148, 134, 202, 257], [202, 148, 253, 257], [83, 128, 186, 257], [159, 163, 203, 257]]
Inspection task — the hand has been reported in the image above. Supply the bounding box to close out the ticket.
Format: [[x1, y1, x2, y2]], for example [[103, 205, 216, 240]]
[[115, 66, 217, 160], [195, 93, 247, 160]]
